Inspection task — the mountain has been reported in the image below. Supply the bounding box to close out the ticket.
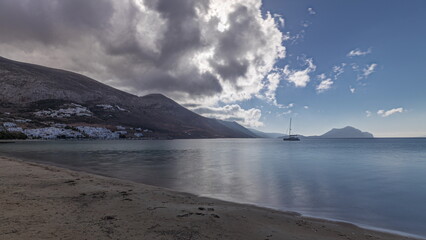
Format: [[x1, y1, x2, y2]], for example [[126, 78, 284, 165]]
[[217, 120, 258, 138], [0, 56, 254, 139], [316, 126, 374, 138], [248, 128, 284, 138]]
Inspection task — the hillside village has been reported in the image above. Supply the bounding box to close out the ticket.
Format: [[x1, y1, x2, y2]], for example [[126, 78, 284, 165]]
[[0, 103, 153, 140]]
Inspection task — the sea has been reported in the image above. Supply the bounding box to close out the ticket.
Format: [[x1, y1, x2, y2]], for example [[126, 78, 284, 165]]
[[1, 138, 426, 238]]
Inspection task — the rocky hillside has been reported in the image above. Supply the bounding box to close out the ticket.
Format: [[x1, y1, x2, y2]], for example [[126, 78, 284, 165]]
[[0, 56, 253, 139]]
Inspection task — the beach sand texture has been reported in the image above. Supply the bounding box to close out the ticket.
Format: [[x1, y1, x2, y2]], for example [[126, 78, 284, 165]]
[[0, 156, 419, 240]]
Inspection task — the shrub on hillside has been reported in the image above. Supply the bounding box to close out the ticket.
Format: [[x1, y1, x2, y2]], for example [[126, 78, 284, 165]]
[[0, 131, 28, 140]]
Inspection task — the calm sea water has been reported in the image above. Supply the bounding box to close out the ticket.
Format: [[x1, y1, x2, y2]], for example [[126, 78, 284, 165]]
[[1, 138, 426, 237]]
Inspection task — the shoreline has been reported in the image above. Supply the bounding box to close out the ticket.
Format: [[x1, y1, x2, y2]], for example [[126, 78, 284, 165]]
[[196, 196, 426, 240], [2, 137, 426, 143], [0, 156, 423, 240]]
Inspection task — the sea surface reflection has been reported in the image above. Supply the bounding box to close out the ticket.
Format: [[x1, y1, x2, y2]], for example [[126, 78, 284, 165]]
[[1, 138, 426, 237]]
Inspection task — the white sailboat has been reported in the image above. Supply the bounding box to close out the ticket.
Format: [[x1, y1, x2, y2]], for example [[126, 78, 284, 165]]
[[283, 118, 300, 141]]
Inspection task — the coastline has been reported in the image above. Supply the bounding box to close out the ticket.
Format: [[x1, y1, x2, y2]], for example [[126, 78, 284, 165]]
[[0, 156, 422, 240]]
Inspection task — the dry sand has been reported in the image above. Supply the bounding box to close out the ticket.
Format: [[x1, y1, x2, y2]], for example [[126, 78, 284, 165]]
[[0, 156, 420, 240]]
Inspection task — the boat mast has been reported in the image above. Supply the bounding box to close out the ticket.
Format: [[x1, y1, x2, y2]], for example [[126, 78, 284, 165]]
[[289, 118, 292, 136]]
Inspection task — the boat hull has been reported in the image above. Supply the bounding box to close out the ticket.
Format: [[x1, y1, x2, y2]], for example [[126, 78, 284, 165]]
[[283, 138, 300, 141]]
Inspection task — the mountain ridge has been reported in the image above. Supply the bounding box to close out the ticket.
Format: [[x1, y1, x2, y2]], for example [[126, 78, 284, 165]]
[[0, 56, 254, 139], [248, 128, 284, 138]]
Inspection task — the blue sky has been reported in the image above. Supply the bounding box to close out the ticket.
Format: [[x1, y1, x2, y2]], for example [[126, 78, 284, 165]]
[[252, 0, 426, 137]]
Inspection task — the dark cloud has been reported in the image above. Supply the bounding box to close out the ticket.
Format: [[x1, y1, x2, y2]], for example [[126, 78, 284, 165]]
[[0, 0, 113, 44], [155, 0, 208, 67], [0, 0, 285, 105]]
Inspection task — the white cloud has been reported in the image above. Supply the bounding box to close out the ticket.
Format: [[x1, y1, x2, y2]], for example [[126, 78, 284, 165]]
[[191, 104, 263, 127], [307, 8, 316, 15], [358, 63, 378, 80], [316, 78, 333, 93], [283, 30, 306, 45], [301, 21, 311, 28], [264, 72, 281, 105], [273, 14, 285, 27], [259, 72, 294, 109], [377, 107, 404, 117], [276, 110, 292, 117], [347, 48, 372, 57], [317, 73, 326, 80], [304, 106, 309, 109], [363, 63, 377, 76], [366, 110, 372, 117], [283, 58, 316, 87], [280, 103, 294, 109], [351, 63, 359, 71], [332, 63, 346, 79]]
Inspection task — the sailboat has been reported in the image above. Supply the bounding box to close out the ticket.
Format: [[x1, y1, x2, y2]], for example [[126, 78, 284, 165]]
[[283, 118, 300, 141]]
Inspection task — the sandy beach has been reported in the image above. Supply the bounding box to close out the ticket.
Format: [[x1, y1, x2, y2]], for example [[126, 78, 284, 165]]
[[0, 156, 420, 240]]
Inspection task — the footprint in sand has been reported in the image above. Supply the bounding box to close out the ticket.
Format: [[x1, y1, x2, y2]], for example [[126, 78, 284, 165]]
[[64, 180, 77, 186]]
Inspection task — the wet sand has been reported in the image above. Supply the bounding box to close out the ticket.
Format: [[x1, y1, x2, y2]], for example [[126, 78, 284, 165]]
[[0, 156, 421, 240]]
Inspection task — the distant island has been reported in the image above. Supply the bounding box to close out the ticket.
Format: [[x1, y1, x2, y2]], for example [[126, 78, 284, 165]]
[[313, 126, 374, 138]]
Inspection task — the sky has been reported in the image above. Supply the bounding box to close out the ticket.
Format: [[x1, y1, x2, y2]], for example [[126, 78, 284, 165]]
[[257, 0, 426, 137], [0, 0, 425, 137]]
